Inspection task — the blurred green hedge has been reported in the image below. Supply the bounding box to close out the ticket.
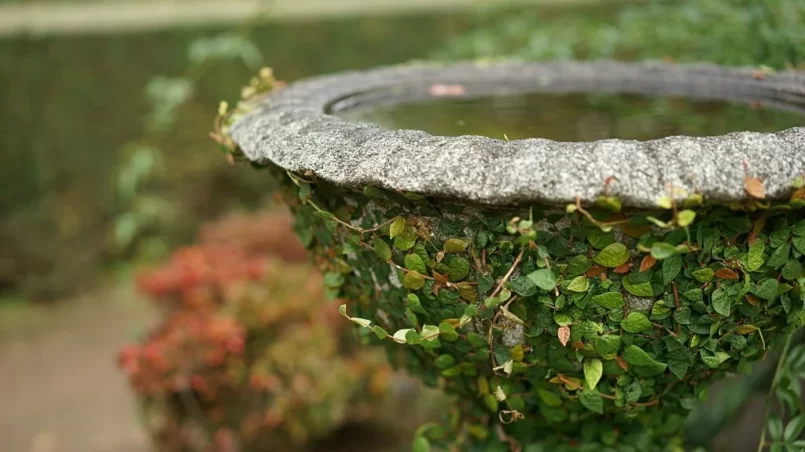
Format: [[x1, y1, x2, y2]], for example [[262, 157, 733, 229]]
[[0, 13, 473, 299]]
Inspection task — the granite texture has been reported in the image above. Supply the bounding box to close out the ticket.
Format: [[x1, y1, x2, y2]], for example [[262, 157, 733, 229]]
[[231, 60, 805, 208]]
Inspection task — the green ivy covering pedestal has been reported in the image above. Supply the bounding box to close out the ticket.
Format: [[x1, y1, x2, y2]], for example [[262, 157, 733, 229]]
[[275, 172, 805, 451]]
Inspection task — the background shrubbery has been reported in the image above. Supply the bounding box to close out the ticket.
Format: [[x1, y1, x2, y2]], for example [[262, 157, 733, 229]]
[[435, 0, 805, 69], [120, 211, 442, 450]]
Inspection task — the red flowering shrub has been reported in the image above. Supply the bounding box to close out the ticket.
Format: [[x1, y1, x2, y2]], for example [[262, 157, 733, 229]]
[[119, 212, 395, 451]]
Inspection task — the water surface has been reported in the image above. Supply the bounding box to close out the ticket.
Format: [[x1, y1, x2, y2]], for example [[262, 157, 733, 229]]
[[338, 92, 804, 141]]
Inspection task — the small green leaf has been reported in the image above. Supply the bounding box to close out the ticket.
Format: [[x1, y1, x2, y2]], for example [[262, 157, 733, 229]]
[[584, 358, 603, 390], [596, 196, 622, 212], [744, 240, 766, 272], [674, 307, 692, 324], [650, 242, 678, 260], [459, 305, 478, 328], [405, 254, 427, 275], [373, 238, 392, 261], [468, 332, 487, 348], [567, 255, 591, 277], [438, 322, 459, 341], [403, 271, 426, 290], [768, 415, 784, 441], [767, 244, 790, 269], [420, 324, 440, 341], [784, 414, 805, 442], [389, 217, 406, 238], [656, 196, 673, 209], [692, 268, 714, 282], [677, 210, 696, 227], [407, 294, 427, 315], [595, 335, 621, 358], [412, 435, 431, 452], [592, 292, 624, 310], [701, 350, 730, 368], [297, 183, 312, 202], [393, 227, 418, 250], [323, 272, 345, 289], [579, 389, 604, 414], [668, 360, 688, 380], [711, 287, 732, 316], [372, 326, 388, 339], [554, 312, 573, 326], [484, 296, 502, 309], [434, 354, 456, 369], [621, 312, 653, 333], [662, 254, 682, 284], [593, 243, 630, 268], [793, 235, 805, 254], [782, 259, 803, 281], [625, 381, 642, 403], [444, 238, 470, 253], [623, 276, 654, 297], [753, 278, 780, 300], [622, 345, 666, 369], [527, 268, 557, 291], [509, 276, 537, 297], [537, 389, 562, 407], [588, 229, 616, 249], [567, 276, 590, 293], [448, 257, 471, 281]]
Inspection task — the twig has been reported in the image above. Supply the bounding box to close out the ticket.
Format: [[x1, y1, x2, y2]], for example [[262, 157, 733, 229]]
[[491, 249, 525, 298], [654, 322, 678, 337], [308, 200, 397, 234], [495, 424, 522, 452], [575, 197, 629, 230]]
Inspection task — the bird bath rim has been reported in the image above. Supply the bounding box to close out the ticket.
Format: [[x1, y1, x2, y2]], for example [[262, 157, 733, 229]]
[[230, 60, 805, 208]]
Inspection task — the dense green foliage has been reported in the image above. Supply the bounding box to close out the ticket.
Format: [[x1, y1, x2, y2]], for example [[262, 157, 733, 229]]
[[435, 0, 805, 70], [266, 166, 805, 450]]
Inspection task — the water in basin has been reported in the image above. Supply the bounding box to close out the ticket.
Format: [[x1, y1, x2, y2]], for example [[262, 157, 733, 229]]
[[337, 91, 804, 141]]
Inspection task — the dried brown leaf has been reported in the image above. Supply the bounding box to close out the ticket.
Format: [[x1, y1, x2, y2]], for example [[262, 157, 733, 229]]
[[745, 177, 766, 199], [714, 268, 740, 280], [558, 326, 571, 347], [639, 255, 657, 273]]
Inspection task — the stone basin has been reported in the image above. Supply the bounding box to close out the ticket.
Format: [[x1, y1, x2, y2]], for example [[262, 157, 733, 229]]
[[230, 61, 805, 450]]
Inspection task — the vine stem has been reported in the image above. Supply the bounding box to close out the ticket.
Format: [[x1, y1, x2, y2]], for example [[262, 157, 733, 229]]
[[491, 249, 525, 298], [307, 199, 397, 234], [757, 332, 794, 452]]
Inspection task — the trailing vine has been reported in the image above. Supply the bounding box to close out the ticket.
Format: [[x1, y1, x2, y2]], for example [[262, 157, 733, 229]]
[[264, 163, 805, 451]]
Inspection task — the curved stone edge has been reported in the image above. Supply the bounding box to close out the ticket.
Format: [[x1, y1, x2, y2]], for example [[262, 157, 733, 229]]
[[231, 60, 805, 208]]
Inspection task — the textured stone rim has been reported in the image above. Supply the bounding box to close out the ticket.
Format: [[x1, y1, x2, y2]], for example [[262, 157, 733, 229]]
[[231, 60, 805, 208]]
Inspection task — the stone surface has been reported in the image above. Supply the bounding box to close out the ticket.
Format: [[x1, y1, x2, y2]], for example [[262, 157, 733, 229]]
[[231, 60, 805, 208]]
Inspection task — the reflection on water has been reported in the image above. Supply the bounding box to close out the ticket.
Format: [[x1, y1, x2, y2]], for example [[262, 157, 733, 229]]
[[338, 92, 804, 141]]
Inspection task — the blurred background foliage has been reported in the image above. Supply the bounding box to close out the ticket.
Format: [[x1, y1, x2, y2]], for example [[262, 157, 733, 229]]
[[0, 11, 472, 300], [435, 0, 805, 68]]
